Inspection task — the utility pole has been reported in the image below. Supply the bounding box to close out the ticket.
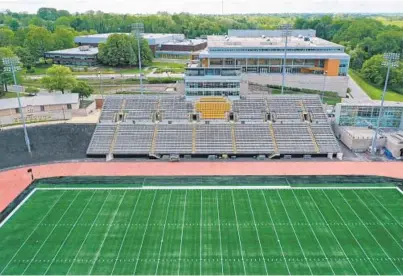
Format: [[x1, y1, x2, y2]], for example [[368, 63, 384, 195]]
[[370, 52, 400, 156], [132, 23, 145, 95], [98, 71, 103, 100], [2, 57, 31, 154], [280, 24, 292, 94]]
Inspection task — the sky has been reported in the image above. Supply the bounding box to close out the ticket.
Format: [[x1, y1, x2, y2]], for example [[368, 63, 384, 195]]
[[0, 0, 402, 14]]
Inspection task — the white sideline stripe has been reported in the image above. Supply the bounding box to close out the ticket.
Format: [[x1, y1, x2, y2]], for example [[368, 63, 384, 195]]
[[0, 188, 37, 228], [396, 186, 403, 196], [321, 190, 381, 274], [35, 186, 397, 191], [277, 190, 313, 275], [0, 190, 65, 275], [200, 190, 203, 276]]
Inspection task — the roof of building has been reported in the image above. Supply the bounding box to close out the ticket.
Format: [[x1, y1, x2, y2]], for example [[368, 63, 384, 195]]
[[228, 29, 317, 37], [0, 94, 79, 110], [207, 35, 344, 49], [162, 39, 206, 46], [45, 47, 99, 56], [340, 98, 403, 108], [74, 33, 185, 45], [199, 51, 350, 59]]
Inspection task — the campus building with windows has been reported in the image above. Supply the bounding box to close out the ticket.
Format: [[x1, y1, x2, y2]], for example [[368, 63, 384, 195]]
[[200, 35, 350, 76], [44, 46, 98, 66], [183, 67, 246, 99], [335, 99, 403, 129]]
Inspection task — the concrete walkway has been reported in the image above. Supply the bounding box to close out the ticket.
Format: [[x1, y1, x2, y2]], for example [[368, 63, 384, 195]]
[[348, 75, 371, 100]]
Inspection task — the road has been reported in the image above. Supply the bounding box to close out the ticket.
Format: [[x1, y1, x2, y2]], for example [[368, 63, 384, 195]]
[[25, 72, 185, 80], [348, 75, 371, 100]]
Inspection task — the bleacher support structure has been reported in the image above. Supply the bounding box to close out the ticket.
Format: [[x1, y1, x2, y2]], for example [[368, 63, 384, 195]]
[[87, 95, 341, 158]]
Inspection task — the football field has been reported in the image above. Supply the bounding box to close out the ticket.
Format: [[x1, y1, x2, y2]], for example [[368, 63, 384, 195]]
[[0, 187, 403, 275]]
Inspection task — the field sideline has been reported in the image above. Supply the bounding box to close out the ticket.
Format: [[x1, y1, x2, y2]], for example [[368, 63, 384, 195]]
[[0, 187, 402, 275]]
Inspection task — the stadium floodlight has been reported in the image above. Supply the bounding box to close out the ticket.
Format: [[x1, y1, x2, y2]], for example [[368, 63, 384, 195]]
[[279, 24, 293, 94], [2, 57, 31, 154], [370, 52, 400, 156], [132, 23, 145, 95]]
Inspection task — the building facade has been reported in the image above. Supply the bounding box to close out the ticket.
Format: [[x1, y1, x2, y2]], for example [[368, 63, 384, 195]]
[[184, 68, 245, 99], [44, 46, 98, 66], [0, 94, 80, 125], [199, 35, 350, 77], [335, 99, 403, 129]]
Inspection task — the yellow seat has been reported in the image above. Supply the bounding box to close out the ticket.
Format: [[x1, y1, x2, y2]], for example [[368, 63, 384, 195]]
[[195, 97, 231, 119]]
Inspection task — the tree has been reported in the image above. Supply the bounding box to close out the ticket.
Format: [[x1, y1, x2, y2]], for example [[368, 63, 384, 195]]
[[41, 65, 77, 94], [24, 25, 54, 60], [37, 7, 58, 21], [13, 46, 35, 69], [52, 27, 76, 50], [71, 80, 94, 99], [0, 27, 14, 47], [98, 34, 153, 67], [361, 55, 387, 86]]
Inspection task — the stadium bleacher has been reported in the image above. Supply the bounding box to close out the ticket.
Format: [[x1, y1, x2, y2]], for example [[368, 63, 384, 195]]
[[87, 95, 341, 157]]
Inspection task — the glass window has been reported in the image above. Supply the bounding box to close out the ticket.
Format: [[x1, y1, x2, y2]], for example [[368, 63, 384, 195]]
[[67, 104, 72, 110]]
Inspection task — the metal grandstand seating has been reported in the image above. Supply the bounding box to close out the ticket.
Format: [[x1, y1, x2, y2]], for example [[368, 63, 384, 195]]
[[234, 123, 275, 154], [154, 124, 193, 154], [88, 94, 341, 158], [113, 124, 155, 155], [273, 123, 317, 154], [233, 98, 267, 120], [310, 124, 341, 153], [86, 124, 116, 155], [195, 124, 233, 154]]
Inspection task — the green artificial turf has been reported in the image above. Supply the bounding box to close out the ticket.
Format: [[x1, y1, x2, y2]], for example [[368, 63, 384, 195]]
[[0, 188, 402, 275]]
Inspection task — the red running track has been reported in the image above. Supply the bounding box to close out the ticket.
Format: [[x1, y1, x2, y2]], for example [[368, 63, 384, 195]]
[[1, 161, 403, 212]]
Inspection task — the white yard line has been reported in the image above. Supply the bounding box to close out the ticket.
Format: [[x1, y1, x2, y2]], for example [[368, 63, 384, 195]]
[[321, 190, 380, 274], [367, 190, 403, 229], [65, 191, 111, 275], [155, 191, 173, 275], [88, 190, 128, 275], [261, 190, 291, 275], [0, 188, 37, 228], [216, 191, 225, 275], [21, 191, 81, 275], [110, 190, 143, 275], [306, 190, 357, 275], [0, 190, 66, 275], [230, 190, 247, 275], [352, 190, 403, 251], [245, 190, 269, 275], [337, 190, 402, 275], [200, 190, 203, 276], [44, 191, 97, 275], [277, 190, 313, 275], [132, 191, 158, 275], [177, 190, 188, 275], [291, 190, 335, 275]]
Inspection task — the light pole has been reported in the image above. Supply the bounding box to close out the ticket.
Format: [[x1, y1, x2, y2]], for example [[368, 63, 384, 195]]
[[98, 71, 103, 100], [280, 24, 292, 94], [321, 70, 328, 104], [132, 23, 145, 95], [370, 52, 400, 156], [2, 57, 31, 153]]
